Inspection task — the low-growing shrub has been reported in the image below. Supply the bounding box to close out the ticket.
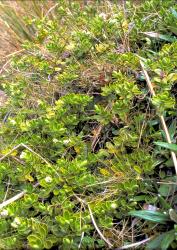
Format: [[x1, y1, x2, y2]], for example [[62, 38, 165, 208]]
[[0, 0, 177, 249]]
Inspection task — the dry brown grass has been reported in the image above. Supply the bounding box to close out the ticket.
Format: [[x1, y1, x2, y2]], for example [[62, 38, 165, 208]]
[[0, 0, 141, 60], [0, 0, 55, 59], [0, 1, 19, 58]]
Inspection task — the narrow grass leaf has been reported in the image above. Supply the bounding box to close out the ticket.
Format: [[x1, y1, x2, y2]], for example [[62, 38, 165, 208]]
[[169, 119, 176, 140]]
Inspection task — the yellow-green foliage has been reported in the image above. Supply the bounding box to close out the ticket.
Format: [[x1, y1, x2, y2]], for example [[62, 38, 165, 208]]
[[0, 0, 177, 249]]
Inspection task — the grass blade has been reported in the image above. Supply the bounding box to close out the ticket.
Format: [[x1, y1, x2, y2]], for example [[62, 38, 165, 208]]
[[128, 210, 170, 224], [154, 141, 177, 152]]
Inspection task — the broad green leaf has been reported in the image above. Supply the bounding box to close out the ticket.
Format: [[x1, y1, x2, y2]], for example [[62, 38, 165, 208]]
[[143, 32, 177, 42], [128, 210, 170, 224], [154, 141, 177, 152], [146, 230, 175, 250], [146, 234, 164, 250], [161, 230, 175, 250]]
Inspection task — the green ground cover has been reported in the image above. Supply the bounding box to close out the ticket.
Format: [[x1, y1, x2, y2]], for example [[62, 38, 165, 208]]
[[0, 0, 177, 249]]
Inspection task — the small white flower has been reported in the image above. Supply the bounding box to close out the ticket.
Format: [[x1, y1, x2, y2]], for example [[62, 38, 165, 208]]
[[37, 100, 44, 105], [9, 119, 16, 125], [20, 151, 27, 159], [45, 176, 52, 183], [99, 12, 107, 20], [53, 138, 59, 143], [11, 217, 21, 228], [0, 209, 8, 217], [109, 18, 118, 24], [65, 42, 75, 50], [110, 203, 118, 209], [63, 139, 71, 145], [82, 30, 91, 35], [14, 217, 21, 225]]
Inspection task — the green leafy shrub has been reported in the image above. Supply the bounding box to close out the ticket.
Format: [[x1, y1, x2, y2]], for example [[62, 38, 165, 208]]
[[0, 0, 177, 249]]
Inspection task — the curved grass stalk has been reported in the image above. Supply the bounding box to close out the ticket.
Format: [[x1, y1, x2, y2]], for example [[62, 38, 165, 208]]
[[140, 60, 177, 175]]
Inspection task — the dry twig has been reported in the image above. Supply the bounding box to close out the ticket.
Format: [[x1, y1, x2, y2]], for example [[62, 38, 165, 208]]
[[91, 124, 103, 151], [115, 237, 151, 249], [87, 203, 113, 248], [0, 143, 52, 209], [43, 3, 59, 19], [0, 183, 39, 210], [0, 190, 26, 210], [0, 143, 51, 165]]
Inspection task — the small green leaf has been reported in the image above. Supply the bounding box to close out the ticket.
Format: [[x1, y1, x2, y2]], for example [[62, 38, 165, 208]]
[[154, 141, 177, 152], [131, 195, 149, 202], [158, 195, 171, 210], [158, 184, 170, 197], [27, 234, 43, 249], [169, 119, 176, 140], [133, 165, 142, 174], [128, 210, 170, 224], [32, 222, 48, 239], [44, 240, 53, 249]]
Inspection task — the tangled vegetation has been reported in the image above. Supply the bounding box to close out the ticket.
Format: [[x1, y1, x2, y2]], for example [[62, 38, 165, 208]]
[[0, 0, 177, 249]]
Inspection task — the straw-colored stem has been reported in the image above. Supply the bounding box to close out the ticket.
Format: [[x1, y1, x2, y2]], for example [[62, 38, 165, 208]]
[[0, 183, 39, 210], [75, 195, 113, 248], [140, 60, 177, 175]]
